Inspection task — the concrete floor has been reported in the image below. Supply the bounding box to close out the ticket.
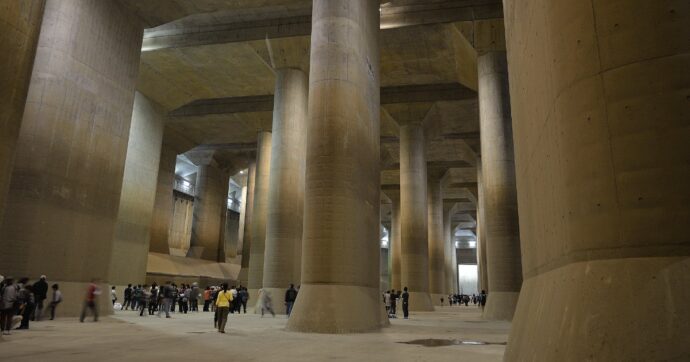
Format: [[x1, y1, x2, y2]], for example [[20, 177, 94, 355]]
[[0, 306, 509, 361]]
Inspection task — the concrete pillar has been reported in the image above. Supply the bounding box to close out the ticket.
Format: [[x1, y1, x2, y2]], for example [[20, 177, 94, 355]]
[[149, 143, 177, 254], [286, 0, 385, 333], [390, 192, 402, 291], [262, 68, 308, 314], [478, 51, 523, 320], [187, 162, 225, 261], [380, 247, 390, 292], [0, 0, 44, 223], [0, 0, 143, 317], [238, 162, 256, 286], [236, 181, 248, 255], [216, 172, 231, 261], [247, 132, 272, 301], [427, 177, 445, 305], [109, 92, 165, 285], [503, 1, 690, 359], [443, 206, 454, 294], [400, 121, 434, 311], [476, 164, 489, 293]]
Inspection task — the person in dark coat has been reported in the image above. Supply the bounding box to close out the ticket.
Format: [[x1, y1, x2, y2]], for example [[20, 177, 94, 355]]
[[33, 275, 48, 321]]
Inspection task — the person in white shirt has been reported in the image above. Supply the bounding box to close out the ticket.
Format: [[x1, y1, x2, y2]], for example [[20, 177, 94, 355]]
[[49, 284, 63, 320]]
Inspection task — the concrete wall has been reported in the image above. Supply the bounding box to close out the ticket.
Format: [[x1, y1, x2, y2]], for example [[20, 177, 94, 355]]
[[0, 0, 143, 317], [0, 0, 44, 222], [108, 92, 165, 285], [503, 0, 690, 359]]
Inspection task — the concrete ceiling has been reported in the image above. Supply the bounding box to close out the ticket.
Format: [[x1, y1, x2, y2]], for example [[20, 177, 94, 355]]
[[129, 0, 502, 201]]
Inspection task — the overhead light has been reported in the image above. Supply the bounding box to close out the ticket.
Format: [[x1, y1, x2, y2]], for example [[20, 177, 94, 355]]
[[240, 170, 245, 174]]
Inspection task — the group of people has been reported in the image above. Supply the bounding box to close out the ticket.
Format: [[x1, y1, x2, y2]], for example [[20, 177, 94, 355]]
[[444, 290, 487, 308], [383, 287, 410, 319], [2, 274, 302, 336], [0, 275, 63, 335]]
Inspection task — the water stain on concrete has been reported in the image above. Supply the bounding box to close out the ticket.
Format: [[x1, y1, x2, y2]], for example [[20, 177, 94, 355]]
[[399, 338, 507, 347]]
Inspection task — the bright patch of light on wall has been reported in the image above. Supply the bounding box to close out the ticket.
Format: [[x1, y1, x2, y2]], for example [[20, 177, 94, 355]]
[[455, 241, 460, 248], [468, 241, 476, 248]]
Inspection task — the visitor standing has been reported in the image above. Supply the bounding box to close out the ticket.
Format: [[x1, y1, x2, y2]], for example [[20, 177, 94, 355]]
[[189, 283, 199, 312], [139, 285, 151, 317], [240, 287, 249, 314], [122, 284, 133, 310], [111, 286, 118, 306], [285, 284, 298, 316], [390, 290, 398, 317], [48, 284, 62, 320], [215, 283, 233, 333], [402, 287, 410, 319], [203, 286, 211, 312], [0, 277, 18, 335], [158, 281, 173, 318], [16, 282, 35, 329], [33, 275, 48, 321]]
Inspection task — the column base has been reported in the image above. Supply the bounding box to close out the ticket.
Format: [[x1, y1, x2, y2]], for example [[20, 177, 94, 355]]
[[408, 291, 434, 311], [286, 284, 389, 333], [482, 291, 519, 321], [506, 256, 690, 361]]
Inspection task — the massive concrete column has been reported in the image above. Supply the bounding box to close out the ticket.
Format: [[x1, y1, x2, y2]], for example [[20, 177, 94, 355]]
[[238, 162, 256, 286], [390, 192, 402, 291], [503, 1, 690, 359], [247, 132, 272, 301], [0, 0, 44, 223], [0, 0, 143, 317], [443, 206, 454, 294], [149, 143, 176, 254], [286, 0, 385, 333], [187, 160, 226, 261], [236, 179, 248, 255], [109, 92, 164, 285], [380, 246, 390, 292], [478, 51, 523, 320], [476, 165, 489, 292], [262, 68, 308, 314], [427, 176, 445, 305], [400, 121, 434, 311]]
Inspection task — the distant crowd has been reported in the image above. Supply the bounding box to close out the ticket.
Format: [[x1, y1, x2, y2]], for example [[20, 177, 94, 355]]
[[1, 274, 301, 336], [381, 288, 488, 320]]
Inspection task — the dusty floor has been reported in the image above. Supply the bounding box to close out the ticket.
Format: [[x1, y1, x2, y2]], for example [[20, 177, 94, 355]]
[[0, 305, 509, 361]]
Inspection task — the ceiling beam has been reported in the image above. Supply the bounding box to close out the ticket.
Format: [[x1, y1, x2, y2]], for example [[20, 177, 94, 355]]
[[381, 131, 480, 145], [446, 182, 478, 188], [170, 83, 477, 117], [193, 142, 258, 151], [169, 95, 274, 117], [380, 1, 503, 29], [381, 160, 473, 171], [141, 1, 503, 51], [380, 83, 476, 104]]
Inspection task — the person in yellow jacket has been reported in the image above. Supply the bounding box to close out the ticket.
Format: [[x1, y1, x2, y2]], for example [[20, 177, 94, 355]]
[[215, 283, 233, 333]]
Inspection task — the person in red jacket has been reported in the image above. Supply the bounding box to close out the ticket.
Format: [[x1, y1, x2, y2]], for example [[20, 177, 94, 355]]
[[80, 279, 101, 322]]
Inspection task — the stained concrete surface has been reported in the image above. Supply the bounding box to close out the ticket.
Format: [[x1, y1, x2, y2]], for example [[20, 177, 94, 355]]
[[0, 307, 508, 362]]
